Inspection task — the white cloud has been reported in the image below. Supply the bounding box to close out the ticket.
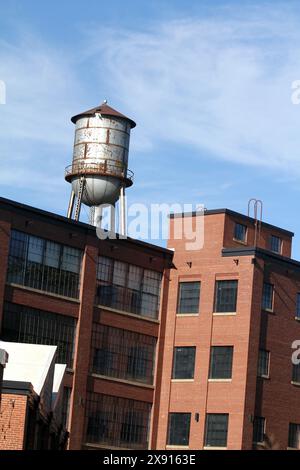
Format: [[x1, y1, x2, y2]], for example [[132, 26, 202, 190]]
[[86, 5, 300, 174]]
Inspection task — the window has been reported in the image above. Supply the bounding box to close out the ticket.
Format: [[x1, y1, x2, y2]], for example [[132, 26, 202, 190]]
[[1, 302, 76, 367], [209, 346, 233, 380], [204, 414, 228, 448], [262, 283, 274, 311], [90, 324, 156, 385], [258, 350, 270, 378], [172, 347, 196, 380], [234, 223, 247, 242], [62, 387, 72, 429], [96, 256, 162, 319], [288, 423, 300, 449], [292, 363, 300, 383], [177, 282, 200, 314], [253, 417, 265, 444], [85, 393, 151, 449], [167, 413, 191, 446], [214, 280, 238, 313], [270, 235, 282, 254], [296, 293, 300, 320], [7, 230, 82, 299]]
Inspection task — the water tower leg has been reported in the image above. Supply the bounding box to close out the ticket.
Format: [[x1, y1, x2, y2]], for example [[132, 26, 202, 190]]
[[67, 190, 75, 219], [120, 186, 126, 236]]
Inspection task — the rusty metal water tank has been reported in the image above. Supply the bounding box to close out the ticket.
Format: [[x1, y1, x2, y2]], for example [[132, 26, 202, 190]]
[[65, 102, 136, 207]]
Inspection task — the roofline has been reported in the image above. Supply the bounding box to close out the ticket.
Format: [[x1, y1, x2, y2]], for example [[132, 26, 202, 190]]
[[222, 246, 300, 271], [0, 196, 174, 260], [2, 380, 34, 396], [170, 208, 294, 237]]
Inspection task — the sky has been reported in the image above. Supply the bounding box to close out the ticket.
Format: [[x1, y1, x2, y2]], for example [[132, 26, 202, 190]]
[[1, 0, 300, 256]]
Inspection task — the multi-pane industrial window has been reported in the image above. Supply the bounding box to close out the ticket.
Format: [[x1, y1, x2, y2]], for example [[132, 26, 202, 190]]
[[204, 414, 229, 448], [296, 293, 300, 320], [292, 363, 300, 383], [262, 283, 274, 311], [214, 280, 238, 313], [95, 256, 162, 319], [7, 230, 82, 298], [209, 346, 233, 380], [172, 347, 196, 380], [90, 324, 156, 385], [288, 423, 300, 449], [85, 392, 151, 449], [1, 302, 76, 367], [234, 223, 247, 242], [270, 235, 282, 254], [257, 349, 270, 378], [167, 413, 191, 446], [253, 417, 265, 444], [177, 282, 200, 314]]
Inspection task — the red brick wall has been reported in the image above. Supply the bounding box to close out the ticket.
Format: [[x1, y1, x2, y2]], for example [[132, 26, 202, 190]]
[[0, 394, 27, 450]]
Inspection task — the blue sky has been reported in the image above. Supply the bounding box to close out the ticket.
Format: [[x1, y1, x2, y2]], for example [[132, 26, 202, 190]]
[[1, 1, 300, 256]]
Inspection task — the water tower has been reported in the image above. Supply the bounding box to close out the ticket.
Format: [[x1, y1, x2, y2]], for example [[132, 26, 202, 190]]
[[65, 101, 136, 235]]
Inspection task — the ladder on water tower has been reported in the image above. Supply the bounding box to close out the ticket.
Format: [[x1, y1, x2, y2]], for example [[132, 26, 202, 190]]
[[74, 176, 85, 221]]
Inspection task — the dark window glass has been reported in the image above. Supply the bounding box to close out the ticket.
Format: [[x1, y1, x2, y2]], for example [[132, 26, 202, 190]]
[[214, 280, 238, 313], [172, 347, 196, 380], [270, 235, 282, 254], [234, 223, 247, 242], [1, 302, 76, 367], [204, 414, 228, 447], [292, 363, 300, 383], [258, 350, 270, 377], [296, 293, 300, 319], [262, 283, 274, 310], [177, 282, 200, 314], [253, 417, 265, 443], [85, 392, 151, 449], [288, 423, 300, 449], [167, 413, 191, 446], [62, 387, 71, 429], [7, 230, 82, 299], [209, 346, 233, 379], [91, 324, 156, 385], [96, 256, 162, 319]]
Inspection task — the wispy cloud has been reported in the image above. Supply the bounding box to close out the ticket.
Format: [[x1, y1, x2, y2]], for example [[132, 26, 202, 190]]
[[86, 4, 300, 174]]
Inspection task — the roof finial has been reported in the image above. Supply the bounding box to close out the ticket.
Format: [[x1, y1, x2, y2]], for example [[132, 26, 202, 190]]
[[103, 99, 108, 105]]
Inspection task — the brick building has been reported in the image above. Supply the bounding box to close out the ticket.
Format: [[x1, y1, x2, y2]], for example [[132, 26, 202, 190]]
[[152, 209, 300, 450], [0, 196, 173, 450]]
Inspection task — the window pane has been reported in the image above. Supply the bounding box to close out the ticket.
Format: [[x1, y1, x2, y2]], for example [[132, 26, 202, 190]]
[[214, 280, 238, 313], [167, 413, 191, 446], [209, 346, 233, 379], [143, 270, 161, 296], [253, 417, 265, 443], [128, 265, 143, 290], [205, 414, 228, 447], [91, 324, 156, 385], [296, 293, 300, 319], [292, 363, 300, 383], [257, 350, 269, 377], [172, 347, 196, 380], [85, 393, 151, 449], [27, 236, 44, 263], [45, 241, 61, 268], [97, 256, 113, 282], [270, 235, 282, 253], [61, 246, 81, 273], [234, 223, 247, 242], [177, 282, 200, 314], [2, 302, 76, 367], [262, 283, 273, 310], [288, 423, 300, 449], [113, 261, 127, 286]]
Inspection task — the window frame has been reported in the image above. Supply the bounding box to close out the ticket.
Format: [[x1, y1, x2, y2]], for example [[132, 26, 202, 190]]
[[176, 281, 201, 315], [270, 235, 282, 254], [214, 280, 238, 314], [253, 416, 266, 444], [233, 223, 247, 243], [204, 413, 229, 448], [209, 346, 234, 380], [257, 349, 270, 378], [172, 346, 196, 380], [167, 412, 191, 447], [288, 423, 300, 449], [262, 282, 274, 312]]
